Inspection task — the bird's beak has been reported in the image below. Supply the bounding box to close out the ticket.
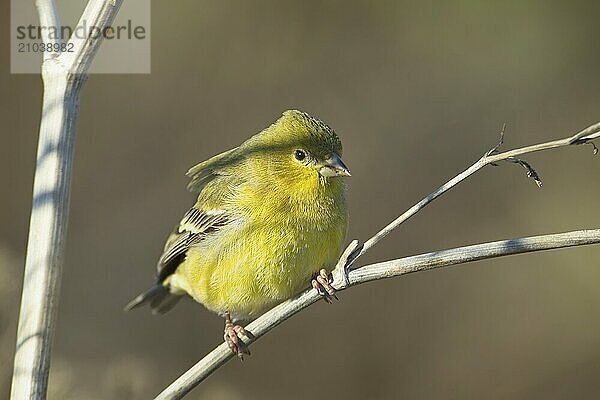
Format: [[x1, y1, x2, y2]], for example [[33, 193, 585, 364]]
[[319, 153, 351, 177]]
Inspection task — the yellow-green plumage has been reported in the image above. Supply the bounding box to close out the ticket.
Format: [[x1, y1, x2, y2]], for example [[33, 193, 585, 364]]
[[126, 110, 349, 322]]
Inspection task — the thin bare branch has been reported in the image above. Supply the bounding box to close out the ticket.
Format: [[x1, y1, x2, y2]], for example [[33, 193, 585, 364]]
[[350, 229, 600, 284], [356, 121, 600, 261], [155, 229, 600, 400], [61, 0, 124, 75]]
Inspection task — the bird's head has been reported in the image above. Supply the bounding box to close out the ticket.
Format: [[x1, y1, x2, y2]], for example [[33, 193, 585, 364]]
[[247, 110, 350, 184]]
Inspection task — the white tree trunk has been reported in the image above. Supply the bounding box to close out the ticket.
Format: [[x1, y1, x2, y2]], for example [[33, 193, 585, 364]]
[[11, 1, 122, 398]]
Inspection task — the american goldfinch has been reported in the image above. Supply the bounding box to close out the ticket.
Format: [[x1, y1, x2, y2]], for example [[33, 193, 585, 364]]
[[125, 110, 350, 357]]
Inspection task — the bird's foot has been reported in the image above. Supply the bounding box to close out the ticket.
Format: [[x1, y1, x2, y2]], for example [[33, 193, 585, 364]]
[[312, 268, 338, 303], [224, 313, 251, 360]]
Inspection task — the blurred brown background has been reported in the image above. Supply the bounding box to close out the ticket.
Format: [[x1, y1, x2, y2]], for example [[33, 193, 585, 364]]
[[2, 1, 600, 399]]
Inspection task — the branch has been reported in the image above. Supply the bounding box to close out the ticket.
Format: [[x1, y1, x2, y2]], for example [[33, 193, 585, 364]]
[[155, 229, 600, 399], [155, 121, 600, 399], [34, 0, 62, 61], [11, 2, 123, 399], [356, 121, 600, 261], [61, 0, 124, 75]]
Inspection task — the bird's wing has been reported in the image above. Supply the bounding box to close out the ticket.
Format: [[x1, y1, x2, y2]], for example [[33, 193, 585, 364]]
[[158, 149, 245, 282], [156, 206, 231, 282], [186, 147, 240, 193]]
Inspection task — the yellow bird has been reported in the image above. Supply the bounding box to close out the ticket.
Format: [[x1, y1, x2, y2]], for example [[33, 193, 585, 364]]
[[125, 110, 350, 357]]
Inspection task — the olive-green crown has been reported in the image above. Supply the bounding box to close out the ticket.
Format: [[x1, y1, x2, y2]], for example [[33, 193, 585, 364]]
[[261, 110, 343, 155]]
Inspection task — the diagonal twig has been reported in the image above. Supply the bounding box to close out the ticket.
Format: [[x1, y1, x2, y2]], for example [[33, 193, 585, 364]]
[[354, 121, 600, 263]]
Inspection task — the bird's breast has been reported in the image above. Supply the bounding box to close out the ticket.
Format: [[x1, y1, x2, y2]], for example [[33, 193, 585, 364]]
[[179, 179, 348, 319]]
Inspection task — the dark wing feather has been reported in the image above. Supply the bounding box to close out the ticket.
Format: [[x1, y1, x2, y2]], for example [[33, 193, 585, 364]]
[[156, 207, 230, 282]]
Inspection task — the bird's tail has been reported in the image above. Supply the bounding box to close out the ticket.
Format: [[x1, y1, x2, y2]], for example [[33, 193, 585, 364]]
[[124, 284, 182, 314]]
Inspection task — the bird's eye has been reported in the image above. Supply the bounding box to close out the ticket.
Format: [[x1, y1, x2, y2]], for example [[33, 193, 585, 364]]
[[294, 149, 306, 161]]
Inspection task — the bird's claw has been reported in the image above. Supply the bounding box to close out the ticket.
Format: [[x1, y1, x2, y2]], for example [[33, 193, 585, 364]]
[[312, 268, 338, 303], [224, 315, 251, 360]]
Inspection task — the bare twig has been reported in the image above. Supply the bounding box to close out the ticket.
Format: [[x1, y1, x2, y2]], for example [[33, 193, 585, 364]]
[[61, 0, 124, 75], [11, 1, 123, 399], [154, 122, 599, 399], [355, 122, 600, 262], [155, 229, 600, 400], [349, 229, 600, 284]]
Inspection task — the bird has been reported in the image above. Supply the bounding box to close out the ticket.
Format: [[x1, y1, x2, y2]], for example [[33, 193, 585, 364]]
[[125, 110, 350, 358]]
